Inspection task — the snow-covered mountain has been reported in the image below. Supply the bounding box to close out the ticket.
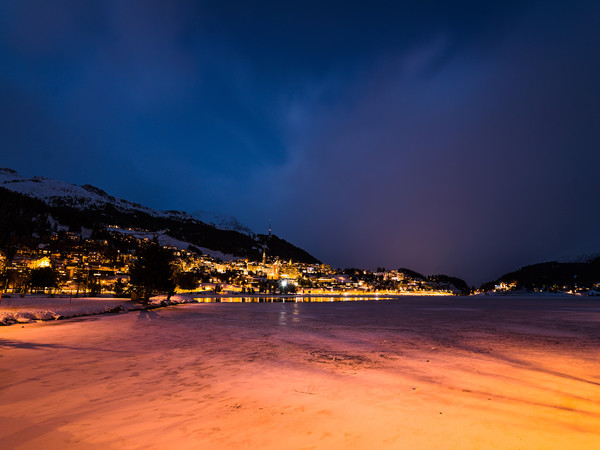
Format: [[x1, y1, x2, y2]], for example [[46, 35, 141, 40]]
[[191, 211, 254, 236], [0, 168, 253, 234]]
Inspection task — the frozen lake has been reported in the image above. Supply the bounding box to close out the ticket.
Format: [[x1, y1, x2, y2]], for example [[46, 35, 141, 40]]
[[1, 296, 600, 448]]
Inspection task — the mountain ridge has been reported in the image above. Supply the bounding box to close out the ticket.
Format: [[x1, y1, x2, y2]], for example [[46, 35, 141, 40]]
[[0, 168, 318, 264], [0, 168, 253, 234]]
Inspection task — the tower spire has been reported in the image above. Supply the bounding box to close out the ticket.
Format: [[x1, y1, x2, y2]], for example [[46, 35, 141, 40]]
[[262, 219, 271, 265]]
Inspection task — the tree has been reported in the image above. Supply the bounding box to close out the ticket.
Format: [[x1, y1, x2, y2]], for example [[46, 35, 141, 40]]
[[29, 267, 58, 294], [73, 269, 87, 297], [174, 271, 200, 290], [88, 273, 101, 296], [113, 278, 127, 297], [129, 243, 176, 303]]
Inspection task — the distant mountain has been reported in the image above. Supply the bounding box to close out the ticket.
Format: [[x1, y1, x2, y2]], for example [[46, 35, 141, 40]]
[[0, 168, 318, 263], [190, 210, 254, 236], [0, 168, 252, 233], [480, 257, 600, 292]]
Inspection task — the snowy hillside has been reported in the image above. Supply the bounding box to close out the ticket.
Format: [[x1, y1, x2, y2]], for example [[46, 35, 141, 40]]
[[0, 168, 157, 215], [107, 226, 238, 260], [191, 211, 254, 235], [0, 168, 252, 234]]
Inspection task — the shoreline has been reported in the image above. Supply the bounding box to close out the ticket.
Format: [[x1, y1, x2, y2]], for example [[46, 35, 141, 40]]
[[0, 292, 429, 326], [0, 290, 590, 327]]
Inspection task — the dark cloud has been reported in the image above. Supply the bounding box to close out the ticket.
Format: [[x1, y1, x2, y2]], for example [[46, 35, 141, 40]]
[[268, 1, 600, 283], [1, 1, 599, 284]]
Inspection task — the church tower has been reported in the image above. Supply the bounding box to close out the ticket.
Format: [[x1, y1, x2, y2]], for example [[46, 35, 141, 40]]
[[261, 219, 271, 265]]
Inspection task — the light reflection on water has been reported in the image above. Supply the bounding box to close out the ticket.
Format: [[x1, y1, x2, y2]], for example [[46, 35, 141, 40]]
[[193, 296, 390, 303]]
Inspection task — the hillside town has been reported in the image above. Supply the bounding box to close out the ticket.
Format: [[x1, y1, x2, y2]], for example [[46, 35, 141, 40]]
[[0, 225, 466, 298]]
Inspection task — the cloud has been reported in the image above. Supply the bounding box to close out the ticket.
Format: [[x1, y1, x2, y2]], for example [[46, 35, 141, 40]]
[[1, 0, 599, 284], [268, 1, 600, 284]]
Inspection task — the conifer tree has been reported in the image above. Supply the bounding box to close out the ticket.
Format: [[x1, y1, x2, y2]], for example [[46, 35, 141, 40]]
[[129, 242, 176, 303]]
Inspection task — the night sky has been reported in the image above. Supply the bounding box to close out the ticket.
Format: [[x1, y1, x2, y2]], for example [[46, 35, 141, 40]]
[[1, 1, 599, 285]]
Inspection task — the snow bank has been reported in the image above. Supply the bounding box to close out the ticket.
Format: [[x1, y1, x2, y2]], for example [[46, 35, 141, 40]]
[[0, 294, 202, 326]]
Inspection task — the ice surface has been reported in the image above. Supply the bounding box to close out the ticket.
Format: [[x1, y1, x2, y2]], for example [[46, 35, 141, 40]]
[[1, 296, 599, 449]]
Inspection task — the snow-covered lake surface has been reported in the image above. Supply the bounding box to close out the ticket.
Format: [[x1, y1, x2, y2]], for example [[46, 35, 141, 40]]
[[1, 296, 599, 449]]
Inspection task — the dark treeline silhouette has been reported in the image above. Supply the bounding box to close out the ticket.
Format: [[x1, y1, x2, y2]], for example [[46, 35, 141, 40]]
[[427, 274, 470, 295], [480, 258, 600, 292], [397, 268, 425, 281]]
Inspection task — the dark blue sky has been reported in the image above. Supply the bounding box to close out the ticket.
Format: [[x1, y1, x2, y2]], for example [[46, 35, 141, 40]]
[[2, 1, 600, 284]]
